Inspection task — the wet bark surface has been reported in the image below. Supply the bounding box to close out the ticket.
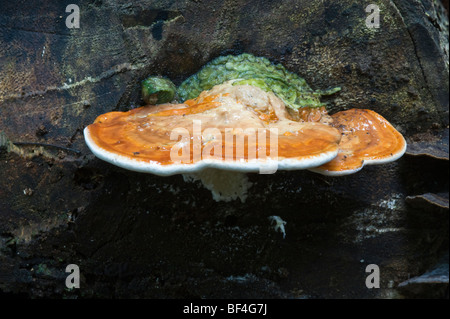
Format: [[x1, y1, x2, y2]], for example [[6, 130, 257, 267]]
[[0, 0, 448, 298]]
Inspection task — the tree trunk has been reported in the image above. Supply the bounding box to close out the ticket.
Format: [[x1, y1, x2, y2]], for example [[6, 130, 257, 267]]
[[0, 0, 448, 298]]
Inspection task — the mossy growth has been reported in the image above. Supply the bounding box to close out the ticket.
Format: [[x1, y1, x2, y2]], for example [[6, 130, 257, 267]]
[[142, 53, 340, 111]]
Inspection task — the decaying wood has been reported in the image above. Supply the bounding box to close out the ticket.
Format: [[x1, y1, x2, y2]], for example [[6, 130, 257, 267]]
[[0, 0, 448, 298]]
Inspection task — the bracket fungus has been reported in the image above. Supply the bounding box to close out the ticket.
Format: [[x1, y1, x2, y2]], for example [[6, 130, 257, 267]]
[[85, 82, 341, 201], [310, 109, 407, 176], [84, 54, 406, 201]]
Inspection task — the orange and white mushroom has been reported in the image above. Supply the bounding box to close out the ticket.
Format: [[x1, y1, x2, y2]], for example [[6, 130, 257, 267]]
[[309, 109, 407, 176], [84, 83, 342, 176], [84, 83, 406, 201], [84, 83, 342, 201]]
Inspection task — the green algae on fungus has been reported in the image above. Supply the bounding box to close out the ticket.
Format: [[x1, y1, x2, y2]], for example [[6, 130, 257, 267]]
[[141, 53, 341, 111], [177, 54, 341, 111], [142, 76, 177, 105]]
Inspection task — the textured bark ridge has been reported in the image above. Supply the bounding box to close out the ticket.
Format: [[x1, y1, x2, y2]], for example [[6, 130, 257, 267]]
[[0, 0, 448, 298]]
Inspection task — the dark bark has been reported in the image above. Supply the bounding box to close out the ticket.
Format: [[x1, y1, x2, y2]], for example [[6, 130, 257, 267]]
[[0, 0, 448, 298]]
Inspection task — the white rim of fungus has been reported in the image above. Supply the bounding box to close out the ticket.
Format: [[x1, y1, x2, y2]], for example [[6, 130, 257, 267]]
[[84, 126, 340, 176]]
